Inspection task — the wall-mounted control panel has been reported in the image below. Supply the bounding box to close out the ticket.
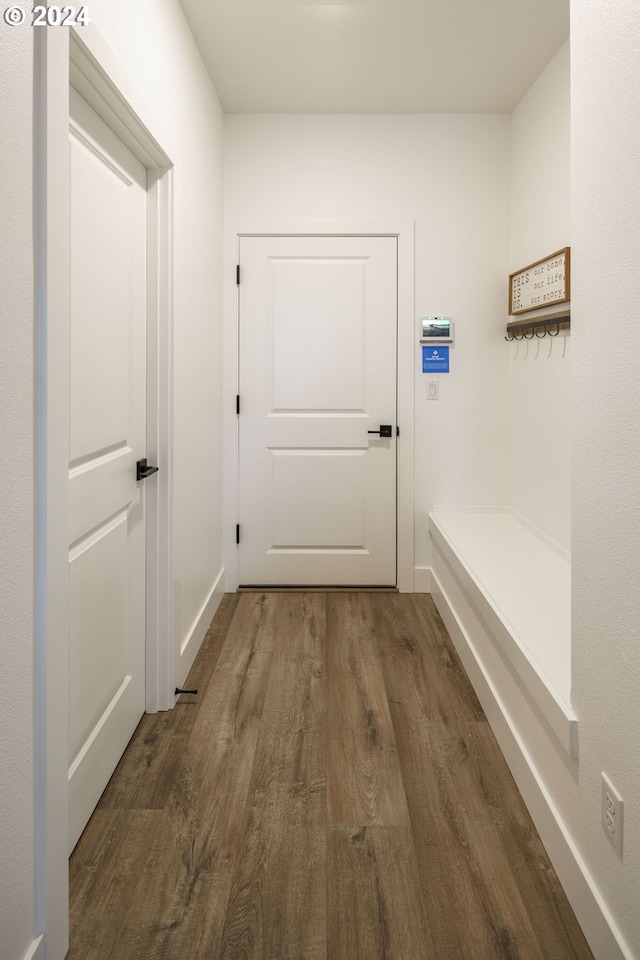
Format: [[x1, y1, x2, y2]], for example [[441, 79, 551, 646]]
[[420, 316, 453, 343]]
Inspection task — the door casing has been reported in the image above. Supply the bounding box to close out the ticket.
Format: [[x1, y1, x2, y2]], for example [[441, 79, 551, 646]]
[[224, 222, 415, 593], [35, 25, 174, 959]]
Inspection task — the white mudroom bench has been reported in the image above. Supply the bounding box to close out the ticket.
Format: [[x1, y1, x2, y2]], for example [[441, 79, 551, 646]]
[[428, 507, 577, 757]]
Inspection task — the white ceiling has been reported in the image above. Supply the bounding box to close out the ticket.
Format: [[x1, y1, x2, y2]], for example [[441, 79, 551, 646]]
[[177, 0, 569, 114]]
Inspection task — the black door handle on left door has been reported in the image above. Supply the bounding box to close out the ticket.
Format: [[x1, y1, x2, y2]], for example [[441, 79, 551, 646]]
[[136, 458, 159, 481], [368, 425, 393, 438]]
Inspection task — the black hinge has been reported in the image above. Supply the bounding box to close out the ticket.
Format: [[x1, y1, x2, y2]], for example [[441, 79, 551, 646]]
[[236, 264, 240, 285], [236, 524, 240, 545], [396, 425, 400, 438], [236, 394, 240, 415]]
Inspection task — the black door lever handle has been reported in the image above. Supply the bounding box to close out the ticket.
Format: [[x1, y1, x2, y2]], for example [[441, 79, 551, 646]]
[[136, 458, 159, 482], [368, 425, 393, 438]]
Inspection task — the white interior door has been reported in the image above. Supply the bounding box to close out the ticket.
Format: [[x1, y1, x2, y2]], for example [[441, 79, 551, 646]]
[[68, 87, 147, 851], [238, 235, 397, 586]]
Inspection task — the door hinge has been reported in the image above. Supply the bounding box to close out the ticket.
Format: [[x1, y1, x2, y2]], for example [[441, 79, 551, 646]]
[[236, 394, 240, 415], [236, 524, 240, 545], [396, 425, 400, 438], [236, 264, 240, 285]]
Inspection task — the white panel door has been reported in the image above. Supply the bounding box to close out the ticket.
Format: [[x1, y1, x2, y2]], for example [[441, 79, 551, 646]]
[[68, 88, 147, 851], [238, 236, 397, 586]]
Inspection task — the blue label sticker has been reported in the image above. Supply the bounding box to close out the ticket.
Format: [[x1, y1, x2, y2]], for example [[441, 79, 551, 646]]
[[422, 345, 450, 373]]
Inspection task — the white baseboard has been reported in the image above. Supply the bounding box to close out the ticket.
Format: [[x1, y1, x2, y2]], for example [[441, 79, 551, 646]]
[[178, 567, 226, 685], [413, 566, 432, 593], [22, 937, 45, 960], [429, 568, 634, 960]]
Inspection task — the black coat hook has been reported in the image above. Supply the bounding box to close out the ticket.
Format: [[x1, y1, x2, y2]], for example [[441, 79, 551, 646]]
[[505, 313, 568, 342]]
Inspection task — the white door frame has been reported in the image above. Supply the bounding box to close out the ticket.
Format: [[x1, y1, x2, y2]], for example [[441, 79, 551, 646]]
[[35, 26, 174, 959], [223, 221, 415, 593]]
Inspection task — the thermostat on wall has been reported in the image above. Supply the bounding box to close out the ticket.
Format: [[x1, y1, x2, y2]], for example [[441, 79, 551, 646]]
[[420, 316, 453, 343]]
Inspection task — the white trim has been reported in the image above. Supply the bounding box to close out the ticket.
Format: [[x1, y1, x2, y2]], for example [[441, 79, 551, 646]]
[[35, 29, 71, 960], [224, 219, 415, 592], [68, 25, 171, 168], [36, 24, 174, 958], [145, 165, 175, 713], [21, 936, 45, 960], [413, 566, 433, 592], [430, 568, 634, 960], [177, 568, 226, 685]]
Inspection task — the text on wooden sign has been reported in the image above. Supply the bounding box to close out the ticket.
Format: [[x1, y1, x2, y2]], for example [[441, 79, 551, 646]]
[[509, 247, 571, 315]]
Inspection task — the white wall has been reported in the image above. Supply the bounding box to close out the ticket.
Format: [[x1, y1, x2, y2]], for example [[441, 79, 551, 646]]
[[508, 41, 571, 551], [572, 0, 640, 952], [224, 114, 511, 576], [91, 0, 226, 678], [0, 26, 37, 960]]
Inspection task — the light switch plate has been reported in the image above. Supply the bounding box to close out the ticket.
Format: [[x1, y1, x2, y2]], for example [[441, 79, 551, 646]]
[[427, 380, 439, 400]]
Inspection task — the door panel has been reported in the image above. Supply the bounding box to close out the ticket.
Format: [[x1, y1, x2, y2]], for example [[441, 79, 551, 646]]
[[69, 514, 129, 763], [271, 449, 366, 547], [239, 236, 397, 586], [271, 258, 366, 410], [68, 87, 147, 852]]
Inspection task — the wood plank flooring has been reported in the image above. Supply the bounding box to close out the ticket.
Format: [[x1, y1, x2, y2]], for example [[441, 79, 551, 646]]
[[69, 593, 594, 960]]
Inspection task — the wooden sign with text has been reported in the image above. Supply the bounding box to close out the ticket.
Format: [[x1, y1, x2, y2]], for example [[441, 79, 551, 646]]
[[509, 247, 571, 315]]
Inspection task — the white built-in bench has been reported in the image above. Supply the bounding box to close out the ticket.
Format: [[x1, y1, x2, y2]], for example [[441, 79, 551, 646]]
[[428, 507, 578, 757]]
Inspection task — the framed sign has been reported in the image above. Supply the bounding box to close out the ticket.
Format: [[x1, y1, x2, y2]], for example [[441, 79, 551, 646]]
[[509, 247, 570, 315]]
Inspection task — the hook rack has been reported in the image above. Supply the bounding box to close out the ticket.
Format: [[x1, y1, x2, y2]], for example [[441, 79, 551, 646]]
[[505, 310, 570, 341]]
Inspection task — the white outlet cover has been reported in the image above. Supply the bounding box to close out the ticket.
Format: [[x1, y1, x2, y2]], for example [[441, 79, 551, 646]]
[[601, 772, 624, 857]]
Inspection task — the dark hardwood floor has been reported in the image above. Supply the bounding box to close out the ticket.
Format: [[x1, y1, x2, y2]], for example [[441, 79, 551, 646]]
[[69, 592, 594, 960]]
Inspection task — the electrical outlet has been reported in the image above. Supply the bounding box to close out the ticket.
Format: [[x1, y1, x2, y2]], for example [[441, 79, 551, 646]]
[[601, 772, 624, 857]]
